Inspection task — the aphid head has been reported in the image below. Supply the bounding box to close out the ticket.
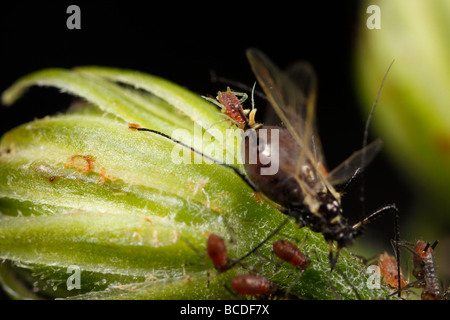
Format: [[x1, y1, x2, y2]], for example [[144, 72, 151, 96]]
[[326, 226, 359, 271], [316, 192, 343, 221], [324, 224, 358, 249]]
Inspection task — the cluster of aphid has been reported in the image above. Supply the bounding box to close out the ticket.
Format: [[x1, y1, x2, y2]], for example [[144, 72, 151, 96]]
[[378, 240, 449, 300], [206, 230, 310, 298], [130, 49, 448, 299]]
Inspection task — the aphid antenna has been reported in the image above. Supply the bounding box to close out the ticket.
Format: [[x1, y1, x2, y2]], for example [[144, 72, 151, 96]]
[[129, 125, 258, 192], [250, 81, 257, 110], [227, 216, 291, 269], [209, 69, 268, 101], [351, 203, 401, 296], [340, 167, 362, 194], [346, 59, 395, 239], [350, 62, 398, 290], [355, 59, 395, 219], [274, 232, 305, 245], [347, 64, 396, 271]]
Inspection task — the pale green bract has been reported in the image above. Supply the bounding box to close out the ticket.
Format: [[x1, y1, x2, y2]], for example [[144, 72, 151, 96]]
[[355, 0, 450, 244]]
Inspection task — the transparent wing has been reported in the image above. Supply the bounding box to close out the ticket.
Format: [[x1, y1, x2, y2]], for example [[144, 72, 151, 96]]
[[326, 139, 383, 187], [286, 62, 326, 168], [246, 49, 331, 195], [246, 49, 311, 149]]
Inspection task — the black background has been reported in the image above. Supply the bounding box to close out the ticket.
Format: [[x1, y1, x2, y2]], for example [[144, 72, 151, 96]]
[[0, 1, 415, 300]]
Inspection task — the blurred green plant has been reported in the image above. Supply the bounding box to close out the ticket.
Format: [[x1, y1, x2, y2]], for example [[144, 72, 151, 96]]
[[354, 0, 450, 283], [0, 66, 398, 299]]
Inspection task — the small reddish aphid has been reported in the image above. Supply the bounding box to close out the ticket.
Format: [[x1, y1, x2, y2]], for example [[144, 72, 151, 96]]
[[273, 239, 311, 270], [396, 240, 449, 300], [203, 87, 258, 130], [377, 252, 407, 289], [217, 90, 248, 129], [207, 233, 230, 273], [131, 50, 400, 282], [231, 274, 273, 296]]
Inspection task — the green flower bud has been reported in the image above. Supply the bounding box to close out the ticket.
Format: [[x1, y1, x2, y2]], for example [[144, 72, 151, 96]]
[[355, 0, 450, 243], [0, 67, 396, 299]]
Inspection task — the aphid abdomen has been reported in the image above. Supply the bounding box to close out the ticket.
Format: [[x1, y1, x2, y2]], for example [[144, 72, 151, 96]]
[[273, 240, 310, 270], [412, 241, 442, 300], [377, 253, 407, 289], [242, 126, 307, 208], [207, 234, 229, 272], [231, 274, 272, 295], [217, 91, 247, 128]]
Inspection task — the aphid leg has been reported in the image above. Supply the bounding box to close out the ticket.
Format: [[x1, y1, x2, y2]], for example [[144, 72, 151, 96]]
[[276, 233, 308, 248], [327, 277, 341, 300], [129, 125, 259, 192], [284, 269, 306, 298], [387, 280, 422, 299], [328, 243, 342, 272], [227, 87, 248, 104], [221, 280, 240, 299], [335, 267, 361, 300], [182, 236, 205, 259], [203, 116, 238, 131], [250, 249, 280, 274], [201, 95, 225, 109], [443, 286, 450, 300], [220, 214, 237, 245], [326, 268, 361, 300], [352, 203, 401, 296], [228, 217, 291, 269], [209, 70, 268, 101], [201, 188, 210, 209]]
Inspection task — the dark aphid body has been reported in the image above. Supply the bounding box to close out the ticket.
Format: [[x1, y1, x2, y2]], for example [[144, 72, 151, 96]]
[[242, 124, 359, 251], [412, 241, 441, 300], [131, 49, 400, 285], [239, 49, 399, 272], [231, 274, 272, 296], [396, 240, 448, 300], [207, 234, 230, 273], [273, 239, 310, 270]]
